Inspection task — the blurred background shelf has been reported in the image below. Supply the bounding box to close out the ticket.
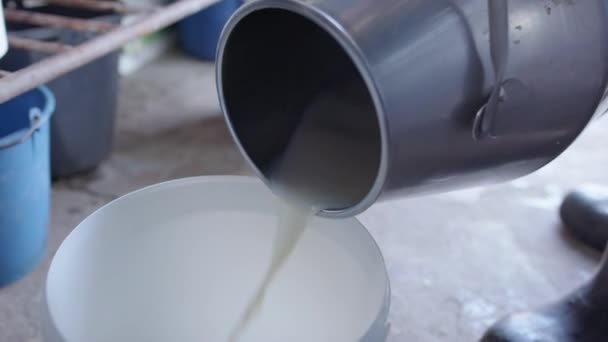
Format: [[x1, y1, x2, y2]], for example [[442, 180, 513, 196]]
[[0, 0, 220, 104], [0, 0, 225, 177]]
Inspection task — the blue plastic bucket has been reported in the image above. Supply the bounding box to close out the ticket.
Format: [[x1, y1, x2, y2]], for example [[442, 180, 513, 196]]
[[178, 0, 242, 60], [0, 86, 55, 287]]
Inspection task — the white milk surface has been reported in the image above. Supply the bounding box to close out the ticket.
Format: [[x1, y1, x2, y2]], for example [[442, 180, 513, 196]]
[[53, 208, 383, 342]]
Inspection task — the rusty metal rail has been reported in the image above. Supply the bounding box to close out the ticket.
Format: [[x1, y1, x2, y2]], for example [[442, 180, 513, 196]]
[[7, 35, 73, 53], [46, 0, 155, 14], [0, 0, 220, 103], [5, 8, 116, 33]]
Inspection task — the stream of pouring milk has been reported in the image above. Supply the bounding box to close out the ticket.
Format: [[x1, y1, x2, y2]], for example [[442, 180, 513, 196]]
[[228, 108, 324, 341], [228, 202, 315, 342], [228, 80, 377, 341]]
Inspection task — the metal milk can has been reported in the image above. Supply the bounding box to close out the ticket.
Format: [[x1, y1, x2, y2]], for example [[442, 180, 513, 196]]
[[217, 0, 608, 217]]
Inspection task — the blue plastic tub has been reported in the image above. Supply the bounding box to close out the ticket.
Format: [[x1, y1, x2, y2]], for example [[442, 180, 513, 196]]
[[178, 0, 242, 60], [0, 86, 55, 287]]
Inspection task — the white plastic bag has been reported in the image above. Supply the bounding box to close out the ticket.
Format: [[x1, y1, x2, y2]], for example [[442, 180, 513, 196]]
[[0, 4, 7, 58]]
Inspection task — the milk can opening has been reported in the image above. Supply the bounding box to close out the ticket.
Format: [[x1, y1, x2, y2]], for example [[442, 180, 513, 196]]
[[219, 8, 383, 214]]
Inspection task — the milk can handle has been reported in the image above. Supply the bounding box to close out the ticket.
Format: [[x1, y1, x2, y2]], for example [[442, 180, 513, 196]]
[[0, 108, 45, 150], [473, 0, 509, 140]]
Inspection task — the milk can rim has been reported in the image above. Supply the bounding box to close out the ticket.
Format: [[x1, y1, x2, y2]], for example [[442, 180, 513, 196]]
[[216, 0, 391, 218]]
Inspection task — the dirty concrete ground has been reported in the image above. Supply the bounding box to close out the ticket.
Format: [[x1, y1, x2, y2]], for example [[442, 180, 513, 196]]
[[1, 52, 607, 342]]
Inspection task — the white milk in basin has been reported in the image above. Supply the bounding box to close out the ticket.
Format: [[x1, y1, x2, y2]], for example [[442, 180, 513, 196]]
[[45, 177, 389, 342]]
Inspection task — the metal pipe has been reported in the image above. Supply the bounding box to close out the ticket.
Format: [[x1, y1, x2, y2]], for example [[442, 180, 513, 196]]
[[45, 0, 153, 14], [8, 35, 72, 54], [5, 8, 116, 33], [0, 0, 219, 103]]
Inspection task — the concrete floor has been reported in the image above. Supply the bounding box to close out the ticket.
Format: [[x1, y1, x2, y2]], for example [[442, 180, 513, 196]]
[[1, 52, 608, 341]]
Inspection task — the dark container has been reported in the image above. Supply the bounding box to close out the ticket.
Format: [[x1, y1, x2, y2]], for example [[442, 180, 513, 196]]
[[178, 0, 242, 60], [0, 4, 121, 177]]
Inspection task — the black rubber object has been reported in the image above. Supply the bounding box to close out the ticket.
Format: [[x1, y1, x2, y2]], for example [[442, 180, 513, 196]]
[[481, 188, 608, 342], [560, 188, 608, 252], [481, 255, 608, 342]]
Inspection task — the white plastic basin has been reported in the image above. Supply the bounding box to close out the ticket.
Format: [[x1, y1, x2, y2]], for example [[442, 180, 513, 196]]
[[45, 176, 390, 342]]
